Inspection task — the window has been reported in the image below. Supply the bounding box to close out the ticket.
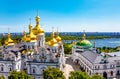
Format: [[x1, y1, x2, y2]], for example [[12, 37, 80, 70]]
[[41, 67, 46, 74], [110, 65, 115, 68], [32, 46, 34, 49], [10, 67, 12, 71], [1, 67, 3, 71], [98, 66, 100, 69], [110, 71, 113, 76], [33, 69, 35, 73], [103, 65, 107, 69], [8, 65, 12, 71], [32, 67, 36, 73], [18, 65, 19, 69], [95, 65, 99, 70], [95, 66, 97, 69]]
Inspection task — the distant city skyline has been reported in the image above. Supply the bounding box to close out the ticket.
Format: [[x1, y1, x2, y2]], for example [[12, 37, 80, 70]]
[[0, 0, 120, 33]]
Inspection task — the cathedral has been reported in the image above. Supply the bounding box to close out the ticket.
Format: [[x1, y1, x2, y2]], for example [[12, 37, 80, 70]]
[[0, 15, 65, 79]]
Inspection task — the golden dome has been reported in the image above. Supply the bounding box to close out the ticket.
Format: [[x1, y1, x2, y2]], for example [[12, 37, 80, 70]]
[[5, 32, 14, 46], [56, 31, 62, 42], [22, 31, 26, 42], [72, 41, 76, 45], [26, 24, 37, 42], [94, 41, 96, 44], [32, 15, 44, 35], [48, 32, 58, 46]]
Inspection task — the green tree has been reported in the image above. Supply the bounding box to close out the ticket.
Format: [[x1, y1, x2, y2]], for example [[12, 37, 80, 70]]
[[69, 71, 90, 79], [91, 75, 104, 79], [8, 70, 34, 79], [64, 43, 72, 54], [0, 75, 5, 79], [43, 67, 65, 79]]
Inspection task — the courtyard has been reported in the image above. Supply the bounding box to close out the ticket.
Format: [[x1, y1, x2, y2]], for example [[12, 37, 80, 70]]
[[62, 56, 81, 79]]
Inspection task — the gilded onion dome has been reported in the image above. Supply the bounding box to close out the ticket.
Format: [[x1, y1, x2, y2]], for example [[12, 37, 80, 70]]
[[48, 31, 58, 46], [5, 32, 14, 46], [32, 15, 44, 35], [56, 31, 62, 42], [26, 24, 37, 42], [72, 41, 76, 45], [22, 31, 26, 42]]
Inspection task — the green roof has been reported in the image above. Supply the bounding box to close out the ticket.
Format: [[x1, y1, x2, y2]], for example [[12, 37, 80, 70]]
[[76, 40, 92, 47]]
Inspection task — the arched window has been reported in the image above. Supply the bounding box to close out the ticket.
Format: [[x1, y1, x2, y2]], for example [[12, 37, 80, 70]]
[[1, 66, 3, 71], [40, 67, 46, 74], [110, 71, 113, 76], [10, 67, 12, 71], [0, 64, 4, 71], [39, 41, 41, 46], [33, 69, 35, 73], [32, 67, 36, 73], [8, 65, 12, 71], [32, 46, 34, 49]]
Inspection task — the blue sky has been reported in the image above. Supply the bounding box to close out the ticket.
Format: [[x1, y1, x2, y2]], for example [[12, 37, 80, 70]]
[[0, 0, 120, 32]]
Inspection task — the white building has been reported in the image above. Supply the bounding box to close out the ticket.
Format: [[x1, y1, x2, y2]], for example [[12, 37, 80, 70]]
[[0, 15, 65, 79], [72, 32, 120, 79]]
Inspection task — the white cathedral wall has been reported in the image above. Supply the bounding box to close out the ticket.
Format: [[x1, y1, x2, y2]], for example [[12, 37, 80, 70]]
[[0, 61, 14, 79], [37, 35, 45, 47]]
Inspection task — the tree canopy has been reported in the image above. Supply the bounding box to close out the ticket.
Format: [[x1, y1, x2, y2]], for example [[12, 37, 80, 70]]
[[43, 67, 65, 79], [69, 71, 90, 79], [8, 70, 34, 79], [91, 75, 104, 79], [0, 75, 5, 79], [69, 71, 104, 79], [64, 43, 72, 54]]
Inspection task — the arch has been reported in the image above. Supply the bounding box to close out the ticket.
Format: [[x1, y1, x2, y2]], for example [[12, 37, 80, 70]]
[[1, 66, 3, 71], [117, 70, 119, 75], [103, 71, 107, 78], [40, 66, 46, 74], [75, 59, 79, 64], [110, 71, 113, 76], [32, 67, 36, 74], [0, 64, 4, 71], [8, 65, 12, 71]]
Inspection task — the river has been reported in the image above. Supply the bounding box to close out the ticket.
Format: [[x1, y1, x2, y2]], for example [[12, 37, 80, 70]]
[[63, 38, 120, 47]]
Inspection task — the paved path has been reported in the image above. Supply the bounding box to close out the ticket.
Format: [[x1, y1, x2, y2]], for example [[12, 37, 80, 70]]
[[62, 56, 80, 79]]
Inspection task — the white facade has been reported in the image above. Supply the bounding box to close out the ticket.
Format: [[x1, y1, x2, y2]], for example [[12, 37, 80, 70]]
[[72, 42, 120, 79], [0, 46, 22, 79], [0, 33, 64, 79]]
